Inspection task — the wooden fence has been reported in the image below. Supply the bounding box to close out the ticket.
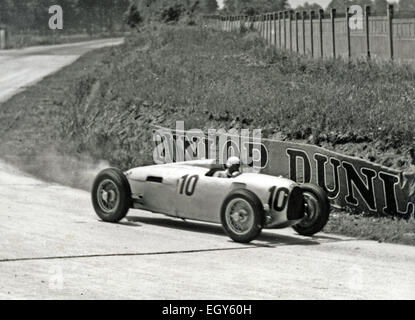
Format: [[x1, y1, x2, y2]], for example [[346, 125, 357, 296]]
[[0, 25, 7, 50], [205, 4, 415, 61]]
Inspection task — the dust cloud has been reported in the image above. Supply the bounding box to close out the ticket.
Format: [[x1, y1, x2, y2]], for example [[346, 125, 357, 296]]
[[1, 148, 110, 191]]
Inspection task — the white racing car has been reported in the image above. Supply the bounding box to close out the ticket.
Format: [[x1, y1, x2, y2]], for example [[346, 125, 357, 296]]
[[91, 159, 330, 243]]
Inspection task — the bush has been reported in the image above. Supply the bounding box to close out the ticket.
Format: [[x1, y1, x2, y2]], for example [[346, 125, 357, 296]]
[[125, 5, 143, 29], [161, 4, 185, 23]]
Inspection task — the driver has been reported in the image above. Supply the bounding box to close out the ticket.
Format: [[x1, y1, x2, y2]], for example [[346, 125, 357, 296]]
[[213, 156, 242, 178]]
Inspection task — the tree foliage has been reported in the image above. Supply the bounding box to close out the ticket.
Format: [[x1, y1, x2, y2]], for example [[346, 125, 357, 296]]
[[0, 0, 130, 33], [399, 0, 415, 11], [223, 0, 289, 14], [295, 2, 323, 11], [373, 0, 388, 14], [125, 4, 143, 29], [202, 0, 218, 13]]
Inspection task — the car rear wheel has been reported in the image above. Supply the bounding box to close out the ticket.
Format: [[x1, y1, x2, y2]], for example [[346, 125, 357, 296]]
[[92, 168, 132, 223], [292, 183, 330, 236], [221, 189, 265, 243]]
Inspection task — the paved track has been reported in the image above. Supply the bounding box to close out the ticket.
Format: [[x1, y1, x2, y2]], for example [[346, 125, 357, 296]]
[[0, 40, 415, 300]]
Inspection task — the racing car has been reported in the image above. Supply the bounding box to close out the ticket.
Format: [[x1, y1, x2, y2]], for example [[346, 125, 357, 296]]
[[91, 159, 330, 243]]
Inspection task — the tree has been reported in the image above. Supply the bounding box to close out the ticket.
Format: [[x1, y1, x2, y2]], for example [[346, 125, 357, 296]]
[[223, 0, 237, 13], [356, 0, 374, 9], [399, 0, 415, 11], [202, 0, 218, 13], [223, 0, 289, 14], [373, 0, 388, 14], [326, 0, 354, 14], [296, 2, 323, 11], [161, 3, 185, 22], [125, 4, 143, 29]]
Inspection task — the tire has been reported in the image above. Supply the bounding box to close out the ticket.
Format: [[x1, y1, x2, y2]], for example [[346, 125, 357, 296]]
[[292, 183, 330, 236], [92, 168, 132, 223], [220, 189, 265, 243]]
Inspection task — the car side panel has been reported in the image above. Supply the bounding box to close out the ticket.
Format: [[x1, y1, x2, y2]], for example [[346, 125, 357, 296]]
[[174, 175, 232, 223]]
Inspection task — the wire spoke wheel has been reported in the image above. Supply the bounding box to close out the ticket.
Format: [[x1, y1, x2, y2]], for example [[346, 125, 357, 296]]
[[225, 198, 255, 236], [221, 189, 264, 243], [97, 179, 120, 214], [92, 168, 131, 223]]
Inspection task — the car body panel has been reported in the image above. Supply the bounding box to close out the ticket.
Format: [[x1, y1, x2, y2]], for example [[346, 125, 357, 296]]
[[125, 159, 305, 228]]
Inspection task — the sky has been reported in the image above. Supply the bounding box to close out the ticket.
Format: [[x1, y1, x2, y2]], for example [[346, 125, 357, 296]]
[[217, 0, 333, 10]]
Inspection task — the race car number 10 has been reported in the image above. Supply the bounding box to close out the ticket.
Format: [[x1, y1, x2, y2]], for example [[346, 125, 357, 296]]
[[268, 186, 289, 212], [179, 175, 199, 196]]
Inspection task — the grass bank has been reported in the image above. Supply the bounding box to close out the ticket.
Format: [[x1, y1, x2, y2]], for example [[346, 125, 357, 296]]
[[0, 25, 414, 244]]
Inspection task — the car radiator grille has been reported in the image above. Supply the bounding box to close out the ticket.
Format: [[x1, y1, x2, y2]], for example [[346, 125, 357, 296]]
[[286, 186, 305, 221]]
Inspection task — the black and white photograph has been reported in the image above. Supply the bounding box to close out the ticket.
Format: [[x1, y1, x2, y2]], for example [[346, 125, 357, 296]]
[[0, 0, 414, 303]]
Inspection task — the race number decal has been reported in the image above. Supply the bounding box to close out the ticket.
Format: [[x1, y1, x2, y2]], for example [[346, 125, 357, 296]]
[[179, 175, 199, 196], [268, 186, 289, 211]]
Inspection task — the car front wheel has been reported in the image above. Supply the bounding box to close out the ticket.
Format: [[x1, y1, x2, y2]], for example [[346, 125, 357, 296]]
[[221, 189, 265, 243], [292, 183, 330, 236]]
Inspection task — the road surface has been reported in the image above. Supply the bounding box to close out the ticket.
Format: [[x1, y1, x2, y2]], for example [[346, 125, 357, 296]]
[[0, 39, 415, 300], [0, 38, 123, 103]]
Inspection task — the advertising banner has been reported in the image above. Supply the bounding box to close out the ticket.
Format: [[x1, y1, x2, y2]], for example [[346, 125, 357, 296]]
[[153, 125, 415, 218]]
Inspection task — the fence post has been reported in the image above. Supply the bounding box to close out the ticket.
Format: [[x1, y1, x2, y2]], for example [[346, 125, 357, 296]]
[[319, 9, 324, 58], [269, 13, 273, 44], [274, 12, 278, 48], [267, 13, 269, 43], [302, 11, 306, 54], [264, 14, 267, 39], [266, 13, 269, 43], [279, 12, 282, 49], [283, 11, 287, 50], [295, 12, 300, 53], [387, 4, 394, 60], [0, 26, 6, 50], [346, 7, 351, 59], [265, 13, 269, 42], [259, 15, 262, 36], [289, 10, 293, 51], [365, 6, 371, 59], [331, 8, 336, 58], [310, 10, 314, 57], [257, 15, 260, 35]]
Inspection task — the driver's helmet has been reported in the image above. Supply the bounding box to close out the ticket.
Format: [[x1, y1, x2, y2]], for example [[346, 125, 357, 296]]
[[226, 156, 241, 175]]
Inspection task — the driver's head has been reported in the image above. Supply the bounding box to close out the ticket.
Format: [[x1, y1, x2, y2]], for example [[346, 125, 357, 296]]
[[226, 156, 241, 175]]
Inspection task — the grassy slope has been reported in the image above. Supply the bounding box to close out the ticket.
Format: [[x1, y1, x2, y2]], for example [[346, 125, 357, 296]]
[[0, 25, 414, 244]]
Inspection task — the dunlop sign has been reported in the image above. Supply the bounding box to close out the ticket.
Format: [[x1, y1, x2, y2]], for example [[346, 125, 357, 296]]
[[153, 127, 415, 218], [262, 140, 414, 218]]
